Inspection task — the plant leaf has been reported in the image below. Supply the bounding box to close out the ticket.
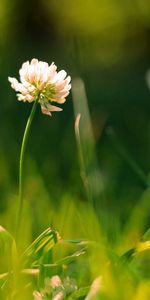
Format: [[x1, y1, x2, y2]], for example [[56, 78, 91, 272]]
[[68, 286, 90, 299], [142, 228, 150, 242], [22, 227, 60, 266], [55, 248, 86, 266]]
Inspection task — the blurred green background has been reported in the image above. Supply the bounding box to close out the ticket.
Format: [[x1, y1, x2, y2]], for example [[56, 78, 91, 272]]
[[0, 0, 150, 236]]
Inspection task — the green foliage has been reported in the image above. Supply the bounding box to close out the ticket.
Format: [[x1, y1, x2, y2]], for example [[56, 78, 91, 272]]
[[0, 82, 150, 298], [0, 14, 150, 296]]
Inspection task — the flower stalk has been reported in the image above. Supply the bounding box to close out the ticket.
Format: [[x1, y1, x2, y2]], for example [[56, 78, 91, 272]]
[[15, 98, 39, 240], [8, 58, 71, 240]]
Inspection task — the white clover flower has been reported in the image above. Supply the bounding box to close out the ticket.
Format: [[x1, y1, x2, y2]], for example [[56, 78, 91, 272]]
[[8, 58, 71, 116]]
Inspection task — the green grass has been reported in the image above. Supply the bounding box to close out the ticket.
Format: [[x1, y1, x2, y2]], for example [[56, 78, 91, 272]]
[[0, 77, 150, 299]]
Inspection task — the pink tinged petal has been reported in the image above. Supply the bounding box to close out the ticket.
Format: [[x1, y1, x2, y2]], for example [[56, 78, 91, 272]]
[[67, 83, 71, 90], [66, 75, 71, 84], [38, 82, 46, 91], [58, 75, 71, 86], [41, 103, 62, 116], [8, 77, 26, 93], [17, 93, 35, 102], [20, 79, 32, 88], [19, 70, 28, 82], [34, 63, 46, 82], [30, 59, 47, 83], [55, 80, 68, 91], [17, 94, 26, 101], [47, 104, 63, 112], [54, 77, 71, 93], [55, 89, 69, 98], [21, 61, 29, 69], [56, 84, 71, 96], [51, 90, 69, 103], [28, 64, 36, 82], [26, 95, 35, 102], [47, 64, 57, 81], [31, 58, 39, 65], [41, 106, 52, 116], [20, 67, 30, 82], [39, 61, 49, 70], [28, 85, 36, 92], [56, 70, 67, 81], [8, 77, 19, 90], [39, 65, 49, 84], [50, 97, 66, 104], [56, 98, 66, 104], [20, 63, 30, 81], [49, 62, 57, 73]]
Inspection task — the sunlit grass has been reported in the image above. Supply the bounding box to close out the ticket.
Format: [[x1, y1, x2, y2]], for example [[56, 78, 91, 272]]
[[0, 72, 149, 299]]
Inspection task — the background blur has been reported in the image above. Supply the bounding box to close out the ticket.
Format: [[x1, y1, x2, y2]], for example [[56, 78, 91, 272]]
[[0, 0, 150, 237]]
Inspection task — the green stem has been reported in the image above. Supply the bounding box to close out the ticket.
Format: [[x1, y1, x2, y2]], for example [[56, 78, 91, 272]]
[[15, 98, 39, 240]]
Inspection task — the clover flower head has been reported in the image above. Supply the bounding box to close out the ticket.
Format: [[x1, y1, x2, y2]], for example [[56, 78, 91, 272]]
[[33, 275, 77, 300], [8, 58, 71, 116]]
